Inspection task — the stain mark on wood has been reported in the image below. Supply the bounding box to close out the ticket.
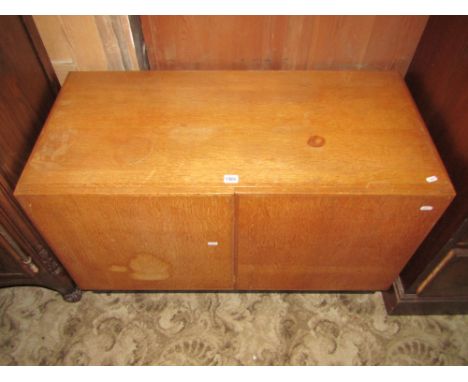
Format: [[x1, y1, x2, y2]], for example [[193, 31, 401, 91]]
[[129, 253, 171, 281]]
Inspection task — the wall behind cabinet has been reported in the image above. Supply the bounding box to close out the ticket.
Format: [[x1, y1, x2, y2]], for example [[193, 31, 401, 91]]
[[33, 16, 428, 83], [141, 16, 428, 75]]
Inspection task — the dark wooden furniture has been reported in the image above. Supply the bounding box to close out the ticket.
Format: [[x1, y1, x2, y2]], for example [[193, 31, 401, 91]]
[[0, 16, 80, 301], [14, 71, 453, 292], [383, 16, 468, 315]]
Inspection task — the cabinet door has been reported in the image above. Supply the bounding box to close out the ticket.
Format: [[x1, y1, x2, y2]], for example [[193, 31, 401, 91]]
[[18, 194, 234, 290], [237, 195, 450, 290]]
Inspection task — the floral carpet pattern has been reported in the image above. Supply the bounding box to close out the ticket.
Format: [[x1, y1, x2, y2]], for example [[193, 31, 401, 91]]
[[1, 287, 468, 365]]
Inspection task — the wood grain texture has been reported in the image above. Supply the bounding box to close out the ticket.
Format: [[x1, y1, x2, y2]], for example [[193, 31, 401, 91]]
[[21, 16, 61, 95], [15, 71, 453, 197], [0, 16, 57, 189], [32, 16, 141, 84], [0, 16, 77, 298], [18, 195, 234, 290], [14, 71, 454, 291], [237, 195, 451, 291], [141, 16, 428, 75]]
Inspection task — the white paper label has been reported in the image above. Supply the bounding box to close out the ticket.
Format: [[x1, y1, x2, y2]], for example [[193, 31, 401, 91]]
[[420, 205, 434, 211], [224, 174, 239, 184], [207, 241, 218, 246], [426, 176, 438, 183]]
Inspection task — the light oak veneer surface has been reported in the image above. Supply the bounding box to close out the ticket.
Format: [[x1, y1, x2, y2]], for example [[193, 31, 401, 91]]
[[15, 71, 454, 290], [16, 71, 453, 196]]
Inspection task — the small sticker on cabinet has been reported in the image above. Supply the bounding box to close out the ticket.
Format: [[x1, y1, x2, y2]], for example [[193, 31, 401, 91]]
[[224, 174, 239, 184], [207, 241, 219, 246], [420, 205, 434, 211]]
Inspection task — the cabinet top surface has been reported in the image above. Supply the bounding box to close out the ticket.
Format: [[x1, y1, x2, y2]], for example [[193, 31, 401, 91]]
[[16, 71, 454, 196]]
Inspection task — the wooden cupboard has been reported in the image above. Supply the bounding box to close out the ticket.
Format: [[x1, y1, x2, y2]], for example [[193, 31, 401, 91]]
[[14, 71, 454, 291], [383, 16, 468, 314], [0, 16, 79, 301]]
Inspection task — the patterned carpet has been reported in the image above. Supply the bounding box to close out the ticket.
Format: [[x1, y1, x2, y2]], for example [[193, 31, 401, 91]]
[[1, 287, 468, 365]]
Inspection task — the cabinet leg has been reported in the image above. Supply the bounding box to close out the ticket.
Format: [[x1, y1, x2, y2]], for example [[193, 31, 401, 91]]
[[62, 287, 82, 302]]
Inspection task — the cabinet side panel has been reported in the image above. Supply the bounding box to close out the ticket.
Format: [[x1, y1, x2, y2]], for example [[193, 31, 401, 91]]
[[237, 195, 451, 291], [17, 194, 234, 290]]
